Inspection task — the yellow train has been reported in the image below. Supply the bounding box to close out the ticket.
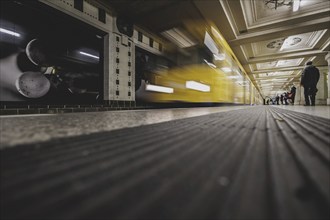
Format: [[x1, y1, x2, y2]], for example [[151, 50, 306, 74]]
[[135, 21, 259, 105]]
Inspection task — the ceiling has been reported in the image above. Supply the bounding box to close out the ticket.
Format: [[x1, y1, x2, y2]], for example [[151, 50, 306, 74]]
[[95, 0, 330, 97]]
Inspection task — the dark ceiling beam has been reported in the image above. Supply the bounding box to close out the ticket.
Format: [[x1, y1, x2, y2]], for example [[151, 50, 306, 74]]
[[129, 1, 179, 21]]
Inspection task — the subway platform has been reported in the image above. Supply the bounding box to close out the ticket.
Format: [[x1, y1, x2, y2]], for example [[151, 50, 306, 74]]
[[0, 106, 329, 220]]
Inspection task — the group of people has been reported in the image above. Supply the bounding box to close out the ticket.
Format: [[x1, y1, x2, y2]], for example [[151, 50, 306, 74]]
[[265, 61, 320, 106], [266, 85, 296, 105], [280, 86, 297, 105]]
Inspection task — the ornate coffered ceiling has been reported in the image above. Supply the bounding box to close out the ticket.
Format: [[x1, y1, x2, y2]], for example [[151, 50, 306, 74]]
[[240, 0, 329, 30], [249, 30, 327, 57]]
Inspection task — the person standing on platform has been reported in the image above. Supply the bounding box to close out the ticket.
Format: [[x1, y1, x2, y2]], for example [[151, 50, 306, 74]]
[[276, 95, 280, 105], [300, 61, 320, 106], [290, 84, 296, 105], [284, 92, 289, 105]]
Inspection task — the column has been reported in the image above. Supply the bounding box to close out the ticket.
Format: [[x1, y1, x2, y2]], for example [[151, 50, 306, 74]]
[[315, 66, 327, 105], [326, 52, 330, 105], [295, 84, 303, 105]]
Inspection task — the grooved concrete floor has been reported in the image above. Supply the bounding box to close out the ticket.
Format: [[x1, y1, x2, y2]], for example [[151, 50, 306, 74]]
[[0, 106, 252, 148], [0, 106, 329, 220]]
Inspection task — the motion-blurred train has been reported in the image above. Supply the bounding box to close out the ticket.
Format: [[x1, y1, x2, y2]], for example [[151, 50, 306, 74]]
[[135, 21, 259, 104]]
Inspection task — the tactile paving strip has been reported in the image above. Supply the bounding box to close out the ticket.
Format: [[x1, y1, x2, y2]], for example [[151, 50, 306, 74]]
[[0, 106, 329, 220]]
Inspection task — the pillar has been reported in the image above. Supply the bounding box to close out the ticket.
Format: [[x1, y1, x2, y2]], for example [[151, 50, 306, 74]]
[[295, 84, 303, 105], [325, 52, 330, 105], [315, 66, 327, 105]]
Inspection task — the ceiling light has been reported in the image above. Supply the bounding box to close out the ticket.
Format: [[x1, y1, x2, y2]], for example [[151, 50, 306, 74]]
[[272, 78, 289, 81], [161, 28, 196, 48], [204, 31, 219, 54], [146, 84, 174, 93], [204, 31, 226, 61], [0, 28, 20, 37], [293, 0, 300, 12], [265, 0, 295, 10], [276, 60, 288, 66], [228, 76, 240, 79], [186, 81, 210, 92], [221, 67, 231, 73], [213, 53, 225, 61], [79, 51, 99, 59], [280, 36, 302, 51], [204, 59, 216, 68], [211, 26, 224, 41]]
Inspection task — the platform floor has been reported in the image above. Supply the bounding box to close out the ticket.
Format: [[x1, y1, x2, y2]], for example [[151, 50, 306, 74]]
[[0, 106, 252, 148], [0, 106, 329, 220]]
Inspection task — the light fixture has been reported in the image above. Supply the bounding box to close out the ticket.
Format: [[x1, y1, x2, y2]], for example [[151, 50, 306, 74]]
[[279, 36, 302, 51], [161, 28, 196, 48], [213, 53, 225, 61], [271, 78, 289, 81], [264, 0, 300, 11], [211, 26, 224, 41], [204, 31, 219, 54], [0, 28, 20, 37], [276, 60, 288, 66], [221, 67, 231, 73], [293, 0, 300, 12], [186, 81, 210, 92], [228, 76, 240, 79], [204, 59, 216, 68], [79, 51, 99, 59], [237, 81, 250, 86], [146, 84, 174, 93], [205, 32, 226, 61]]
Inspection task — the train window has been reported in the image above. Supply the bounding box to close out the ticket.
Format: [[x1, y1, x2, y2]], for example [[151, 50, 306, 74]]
[[138, 31, 143, 42], [116, 16, 134, 37], [0, 1, 105, 104], [98, 8, 106, 23], [149, 38, 154, 47], [74, 0, 83, 12]]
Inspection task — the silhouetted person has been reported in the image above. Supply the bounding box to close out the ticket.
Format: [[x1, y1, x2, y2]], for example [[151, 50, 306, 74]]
[[300, 61, 320, 106], [280, 94, 284, 105], [284, 92, 289, 105], [289, 85, 296, 105], [276, 95, 280, 105]]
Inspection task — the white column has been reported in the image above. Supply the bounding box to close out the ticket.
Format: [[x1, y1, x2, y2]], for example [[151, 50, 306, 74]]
[[250, 82, 253, 105], [315, 67, 327, 105], [325, 52, 330, 105], [295, 84, 303, 105]]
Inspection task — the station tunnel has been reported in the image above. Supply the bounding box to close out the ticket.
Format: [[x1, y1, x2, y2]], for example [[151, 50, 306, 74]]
[[0, 0, 329, 219]]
